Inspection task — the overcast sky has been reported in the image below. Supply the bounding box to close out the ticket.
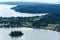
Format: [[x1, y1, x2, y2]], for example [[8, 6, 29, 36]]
[[0, 0, 60, 4]]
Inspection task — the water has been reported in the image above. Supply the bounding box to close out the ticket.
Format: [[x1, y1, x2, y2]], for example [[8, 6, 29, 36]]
[[0, 4, 60, 40], [0, 4, 47, 17], [0, 27, 60, 40]]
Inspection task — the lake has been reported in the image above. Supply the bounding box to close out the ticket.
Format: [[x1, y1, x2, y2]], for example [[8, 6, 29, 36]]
[[0, 4, 60, 40], [0, 27, 60, 40]]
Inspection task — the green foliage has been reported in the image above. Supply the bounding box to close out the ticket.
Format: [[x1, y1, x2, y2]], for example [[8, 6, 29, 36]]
[[21, 22, 32, 27], [0, 14, 60, 32]]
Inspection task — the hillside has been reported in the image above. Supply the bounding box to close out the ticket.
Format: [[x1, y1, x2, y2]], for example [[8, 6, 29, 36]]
[[0, 2, 60, 13], [11, 2, 60, 14]]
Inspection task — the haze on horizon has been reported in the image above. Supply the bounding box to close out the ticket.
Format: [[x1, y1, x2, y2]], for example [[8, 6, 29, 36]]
[[0, 0, 60, 4]]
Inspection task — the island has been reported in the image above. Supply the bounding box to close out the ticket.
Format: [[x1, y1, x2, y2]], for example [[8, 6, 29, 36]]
[[9, 31, 24, 37], [0, 14, 60, 32]]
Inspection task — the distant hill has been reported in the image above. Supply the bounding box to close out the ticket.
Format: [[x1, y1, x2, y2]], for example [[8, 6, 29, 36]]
[[0, 2, 60, 13], [10, 2, 60, 13]]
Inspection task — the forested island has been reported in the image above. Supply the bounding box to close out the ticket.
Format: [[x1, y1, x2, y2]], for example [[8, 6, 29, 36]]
[[0, 13, 60, 32]]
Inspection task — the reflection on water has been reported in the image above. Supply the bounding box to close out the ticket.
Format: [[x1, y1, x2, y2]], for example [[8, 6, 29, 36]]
[[0, 27, 60, 40]]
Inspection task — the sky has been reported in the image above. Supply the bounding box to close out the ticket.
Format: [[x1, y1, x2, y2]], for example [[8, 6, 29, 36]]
[[0, 0, 60, 4]]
